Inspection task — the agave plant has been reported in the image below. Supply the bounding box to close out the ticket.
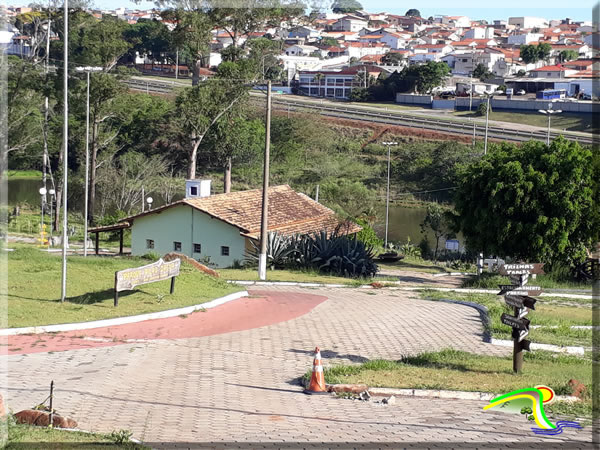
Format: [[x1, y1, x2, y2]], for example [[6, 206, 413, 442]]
[[245, 232, 293, 269]]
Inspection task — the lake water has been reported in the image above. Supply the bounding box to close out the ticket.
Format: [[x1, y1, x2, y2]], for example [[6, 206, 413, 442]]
[[7, 178, 454, 246]]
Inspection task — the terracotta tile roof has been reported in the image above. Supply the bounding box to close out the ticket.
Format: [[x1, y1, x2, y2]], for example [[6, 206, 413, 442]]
[[124, 185, 360, 239]]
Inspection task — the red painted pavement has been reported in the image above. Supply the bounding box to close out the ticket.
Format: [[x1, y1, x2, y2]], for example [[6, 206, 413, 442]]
[[3, 291, 327, 356]]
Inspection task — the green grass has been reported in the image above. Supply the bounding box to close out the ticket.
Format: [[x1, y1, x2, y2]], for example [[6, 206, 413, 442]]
[[218, 267, 371, 285], [454, 110, 596, 134], [422, 291, 591, 347], [7, 244, 242, 327], [6, 419, 148, 448], [310, 348, 591, 418], [378, 256, 451, 274], [5, 170, 43, 179]]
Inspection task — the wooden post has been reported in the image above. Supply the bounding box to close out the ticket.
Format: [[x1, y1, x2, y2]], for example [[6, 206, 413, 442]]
[[95, 232, 99, 255], [170, 276, 176, 294], [114, 272, 119, 307], [119, 229, 124, 255], [513, 305, 523, 373], [48, 380, 54, 428]]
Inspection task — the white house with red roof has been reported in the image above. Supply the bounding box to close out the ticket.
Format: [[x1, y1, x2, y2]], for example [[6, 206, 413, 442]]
[[529, 64, 578, 78], [413, 44, 454, 55]]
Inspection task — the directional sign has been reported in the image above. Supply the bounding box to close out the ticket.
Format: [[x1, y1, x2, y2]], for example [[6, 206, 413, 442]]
[[517, 307, 529, 319], [504, 295, 537, 310], [499, 263, 545, 276], [501, 313, 530, 331], [521, 340, 531, 351], [498, 285, 542, 296], [512, 328, 530, 343]]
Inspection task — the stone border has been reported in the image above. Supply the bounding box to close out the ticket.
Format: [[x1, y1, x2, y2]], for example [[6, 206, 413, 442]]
[[490, 338, 585, 355], [0, 291, 249, 336], [330, 385, 580, 402], [227, 280, 593, 299]]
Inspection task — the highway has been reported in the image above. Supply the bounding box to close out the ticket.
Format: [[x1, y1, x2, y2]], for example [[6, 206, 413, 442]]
[[125, 77, 595, 146]]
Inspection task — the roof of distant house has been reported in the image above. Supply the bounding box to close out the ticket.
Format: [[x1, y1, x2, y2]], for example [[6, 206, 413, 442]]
[[118, 185, 361, 239], [531, 64, 567, 71]]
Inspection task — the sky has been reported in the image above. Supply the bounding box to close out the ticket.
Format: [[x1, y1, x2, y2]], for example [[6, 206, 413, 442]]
[[5, 0, 596, 23]]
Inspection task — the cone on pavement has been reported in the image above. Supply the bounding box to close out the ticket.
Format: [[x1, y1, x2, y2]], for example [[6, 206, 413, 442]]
[[304, 346, 329, 395]]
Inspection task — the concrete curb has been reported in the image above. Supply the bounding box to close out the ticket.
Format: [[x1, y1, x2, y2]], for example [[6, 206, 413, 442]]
[[227, 280, 593, 299], [329, 385, 580, 402], [0, 291, 249, 336]]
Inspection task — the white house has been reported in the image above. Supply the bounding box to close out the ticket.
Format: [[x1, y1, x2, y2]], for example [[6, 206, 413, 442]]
[[378, 31, 410, 49], [441, 16, 471, 28], [332, 15, 369, 32], [507, 32, 543, 45], [464, 27, 494, 40], [344, 42, 388, 59], [298, 65, 384, 99], [109, 183, 360, 268], [285, 44, 320, 56], [288, 26, 320, 40], [412, 44, 454, 55]]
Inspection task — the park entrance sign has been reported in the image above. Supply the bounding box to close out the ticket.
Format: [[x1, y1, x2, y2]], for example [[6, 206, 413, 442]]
[[114, 258, 180, 306]]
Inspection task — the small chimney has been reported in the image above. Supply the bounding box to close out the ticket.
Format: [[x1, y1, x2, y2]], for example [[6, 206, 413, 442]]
[[186, 179, 211, 198]]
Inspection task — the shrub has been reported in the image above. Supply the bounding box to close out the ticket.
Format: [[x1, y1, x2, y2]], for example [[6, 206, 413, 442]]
[[476, 102, 491, 116], [355, 218, 383, 248]]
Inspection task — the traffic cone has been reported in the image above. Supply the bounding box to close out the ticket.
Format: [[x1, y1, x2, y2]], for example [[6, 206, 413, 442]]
[[304, 347, 329, 395]]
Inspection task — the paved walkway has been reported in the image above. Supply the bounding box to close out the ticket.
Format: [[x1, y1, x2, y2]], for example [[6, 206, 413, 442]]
[[1, 287, 592, 447]]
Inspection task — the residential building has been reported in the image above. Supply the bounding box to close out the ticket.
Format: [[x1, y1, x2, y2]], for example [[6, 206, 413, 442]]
[[115, 183, 360, 268], [285, 44, 320, 56], [464, 27, 494, 40], [297, 65, 384, 99], [507, 32, 543, 45], [508, 17, 549, 29], [529, 64, 578, 78], [331, 15, 369, 32], [441, 16, 471, 28], [288, 26, 320, 40]]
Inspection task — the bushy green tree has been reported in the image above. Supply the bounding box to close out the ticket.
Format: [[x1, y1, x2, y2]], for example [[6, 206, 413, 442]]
[[473, 63, 492, 81], [332, 0, 363, 13], [405, 9, 421, 17], [559, 50, 579, 62], [452, 138, 597, 266], [420, 203, 454, 261], [320, 179, 375, 219]]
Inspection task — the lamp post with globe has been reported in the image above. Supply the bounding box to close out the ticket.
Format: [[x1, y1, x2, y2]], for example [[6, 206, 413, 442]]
[[146, 197, 153, 211]]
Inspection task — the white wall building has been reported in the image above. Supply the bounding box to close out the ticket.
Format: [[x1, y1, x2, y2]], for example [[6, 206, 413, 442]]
[[464, 27, 494, 39], [507, 32, 543, 45], [332, 15, 369, 32], [508, 17, 549, 29]]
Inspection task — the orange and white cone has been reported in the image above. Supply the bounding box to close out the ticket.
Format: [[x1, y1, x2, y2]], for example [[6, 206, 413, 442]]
[[304, 347, 329, 395]]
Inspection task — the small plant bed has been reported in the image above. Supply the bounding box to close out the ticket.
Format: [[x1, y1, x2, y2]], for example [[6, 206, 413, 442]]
[[6, 170, 43, 179], [7, 244, 242, 328], [421, 291, 592, 348], [6, 419, 148, 448], [307, 349, 591, 420]]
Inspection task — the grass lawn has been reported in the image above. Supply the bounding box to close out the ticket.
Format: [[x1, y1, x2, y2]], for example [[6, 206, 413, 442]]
[[378, 256, 452, 274], [422, 291, 591, 348], [218, 267, 369, 285], [7, 244, 242, 327], [454, 110, 596, 134], [311, 348, 591, 419], [6, 170, 43, 179], [7, 420, 148, 448]]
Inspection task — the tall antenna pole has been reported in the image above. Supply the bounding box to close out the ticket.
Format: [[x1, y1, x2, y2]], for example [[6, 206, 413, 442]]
[[60, 0, 68, 302]]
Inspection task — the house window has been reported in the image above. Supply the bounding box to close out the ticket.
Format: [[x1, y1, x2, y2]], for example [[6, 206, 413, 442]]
[[173, 241, 182, 251], [193, 243, 202, 253], [190, 186, 198, 196], [146, 239, 154, 249], [221, 246, 230, 256]]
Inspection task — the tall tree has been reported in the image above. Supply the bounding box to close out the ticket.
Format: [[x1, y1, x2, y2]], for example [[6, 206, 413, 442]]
[[405, 9, 421, 17], [420, 203, 454, 261], [452, 138, 596, 266], [331, 0, 362, 13]]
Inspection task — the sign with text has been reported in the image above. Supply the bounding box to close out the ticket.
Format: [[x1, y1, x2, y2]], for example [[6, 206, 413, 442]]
[[498, 285, 542, 297], [115, 258, 180, 292], [504, 295, 537, 310], [501, 313, 530, 331], [498, 263, 544, 276]]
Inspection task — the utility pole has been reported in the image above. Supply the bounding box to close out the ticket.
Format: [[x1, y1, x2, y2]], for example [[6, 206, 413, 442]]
[[60, 0, 68, 302], [538, 101, 562, 146], [175, 48, 179, 80], [469, 45, 474, 112], [42, 13, 51, 207], [484, 95, 491, 155], [381, 141, 398, 249], [258, 80, 272, 281]]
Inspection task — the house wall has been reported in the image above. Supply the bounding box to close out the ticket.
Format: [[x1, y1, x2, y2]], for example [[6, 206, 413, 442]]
[[131, 205, 246, 268]]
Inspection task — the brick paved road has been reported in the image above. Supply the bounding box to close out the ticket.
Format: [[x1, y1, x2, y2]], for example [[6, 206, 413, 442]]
[[1, 287, 592, 447]]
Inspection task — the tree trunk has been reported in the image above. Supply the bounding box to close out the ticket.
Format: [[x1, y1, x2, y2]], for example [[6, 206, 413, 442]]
[[187, 135, 202, 179], [89, 121, 99, 225], [192, 58, 204, 86], [224, 157, 232, 193], [53, 141, 65, 233]]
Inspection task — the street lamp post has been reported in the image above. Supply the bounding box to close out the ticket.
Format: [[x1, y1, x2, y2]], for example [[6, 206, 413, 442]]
[[381, 141, 398, 249], [39, 187, 47, 238], [61, 0, 68, 302], [538, 101, 562, 146], [146, 196, 153, 211], [48, 188, 55, 242], [76, 66, 102, 257]]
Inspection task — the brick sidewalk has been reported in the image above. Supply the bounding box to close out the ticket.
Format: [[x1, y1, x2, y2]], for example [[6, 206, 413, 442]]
[[1, 287, 591, 446]]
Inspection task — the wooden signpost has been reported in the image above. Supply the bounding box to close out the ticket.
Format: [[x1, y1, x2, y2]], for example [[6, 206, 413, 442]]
[[114, 258, 180, 307], [497, 262, 544, 373]]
